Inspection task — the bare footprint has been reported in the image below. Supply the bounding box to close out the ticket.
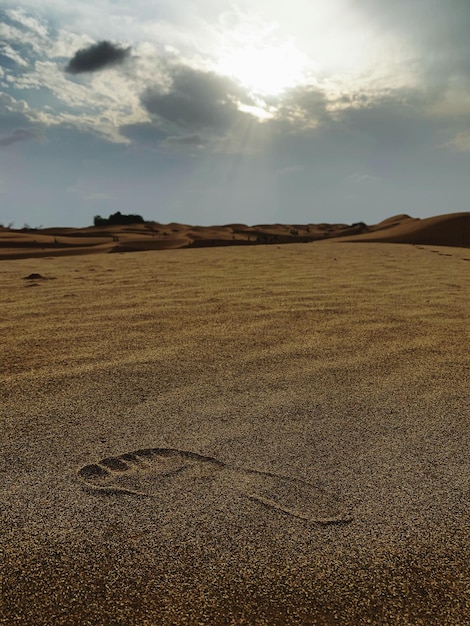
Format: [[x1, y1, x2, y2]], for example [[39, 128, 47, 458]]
[[77, 448, 352, 525]]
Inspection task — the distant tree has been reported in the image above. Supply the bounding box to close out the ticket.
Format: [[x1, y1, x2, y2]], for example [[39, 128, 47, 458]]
[[94, 214, 108, 227], [93, 212, 145, 227], [351, 221, 368, 232]]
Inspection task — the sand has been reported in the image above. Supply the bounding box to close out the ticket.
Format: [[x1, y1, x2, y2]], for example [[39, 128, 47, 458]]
[[1, 212, 468, 260], [1, 239, 469, 625]]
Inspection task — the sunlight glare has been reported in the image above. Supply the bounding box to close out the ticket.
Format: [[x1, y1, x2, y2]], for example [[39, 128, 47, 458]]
[[213, 2, 404, 104], [216, 39, 308, 97]]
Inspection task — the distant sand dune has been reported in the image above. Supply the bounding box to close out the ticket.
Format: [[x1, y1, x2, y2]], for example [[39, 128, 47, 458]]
[[342, 212, 469, 247], [0, 212, 468, 260]]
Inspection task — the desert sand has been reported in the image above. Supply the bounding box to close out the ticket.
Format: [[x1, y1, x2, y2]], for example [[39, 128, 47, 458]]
[[1, 211, 468, 260], [1, 231, 469, 624]]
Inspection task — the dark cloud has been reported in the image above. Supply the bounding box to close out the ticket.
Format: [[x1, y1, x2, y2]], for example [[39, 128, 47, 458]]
[[0, 128, 38, 147], [141, 66, 246, 131], [119, 122, 168, 145], [65, 41, 130, 74], [139, 63, 435, 156], [269, 83, 439, 158], [274, 85, 330, 128], [334, 90, 437, 154]]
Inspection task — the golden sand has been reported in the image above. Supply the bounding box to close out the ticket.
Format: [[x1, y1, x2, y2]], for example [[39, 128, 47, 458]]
[[1, 239, 469, 624]]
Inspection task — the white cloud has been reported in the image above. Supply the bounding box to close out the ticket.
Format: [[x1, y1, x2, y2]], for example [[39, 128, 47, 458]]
[[6, 8, 48, 38], [0, 18, 46, 55], [5, 52, 149, 143], [0, 92, 31, 114], [31, 107, 145, 144], [48, 30, 94, 60], [0, 43, 29, 67]]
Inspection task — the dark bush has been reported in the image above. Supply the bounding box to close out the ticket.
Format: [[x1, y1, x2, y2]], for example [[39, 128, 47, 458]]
[[93, 211, 145, 227]]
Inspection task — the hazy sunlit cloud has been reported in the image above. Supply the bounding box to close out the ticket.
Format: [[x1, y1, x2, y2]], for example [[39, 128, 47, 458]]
[[0, 0, 449, 143]]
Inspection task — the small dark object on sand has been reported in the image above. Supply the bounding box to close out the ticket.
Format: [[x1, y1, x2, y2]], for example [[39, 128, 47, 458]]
[[23, 273, 56, 280], [23, 273, 46, 280]]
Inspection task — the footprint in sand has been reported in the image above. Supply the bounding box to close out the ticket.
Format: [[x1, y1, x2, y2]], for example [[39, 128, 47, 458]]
[[77, 448, 352, 525]]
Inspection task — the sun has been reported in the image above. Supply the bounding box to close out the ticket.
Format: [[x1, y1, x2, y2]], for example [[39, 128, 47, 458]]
[[216, 39, 308, 97]]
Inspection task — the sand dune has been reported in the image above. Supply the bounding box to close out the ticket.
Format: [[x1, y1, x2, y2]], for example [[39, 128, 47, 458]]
[[341, 212, 470, 247], [2, 212, 466, 260]]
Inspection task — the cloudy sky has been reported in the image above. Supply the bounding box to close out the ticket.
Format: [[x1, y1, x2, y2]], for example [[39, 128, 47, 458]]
[[1, 0, 469, 227]]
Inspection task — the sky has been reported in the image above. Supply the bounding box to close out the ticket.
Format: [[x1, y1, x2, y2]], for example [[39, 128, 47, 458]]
[[1, 0, 470, 228]]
